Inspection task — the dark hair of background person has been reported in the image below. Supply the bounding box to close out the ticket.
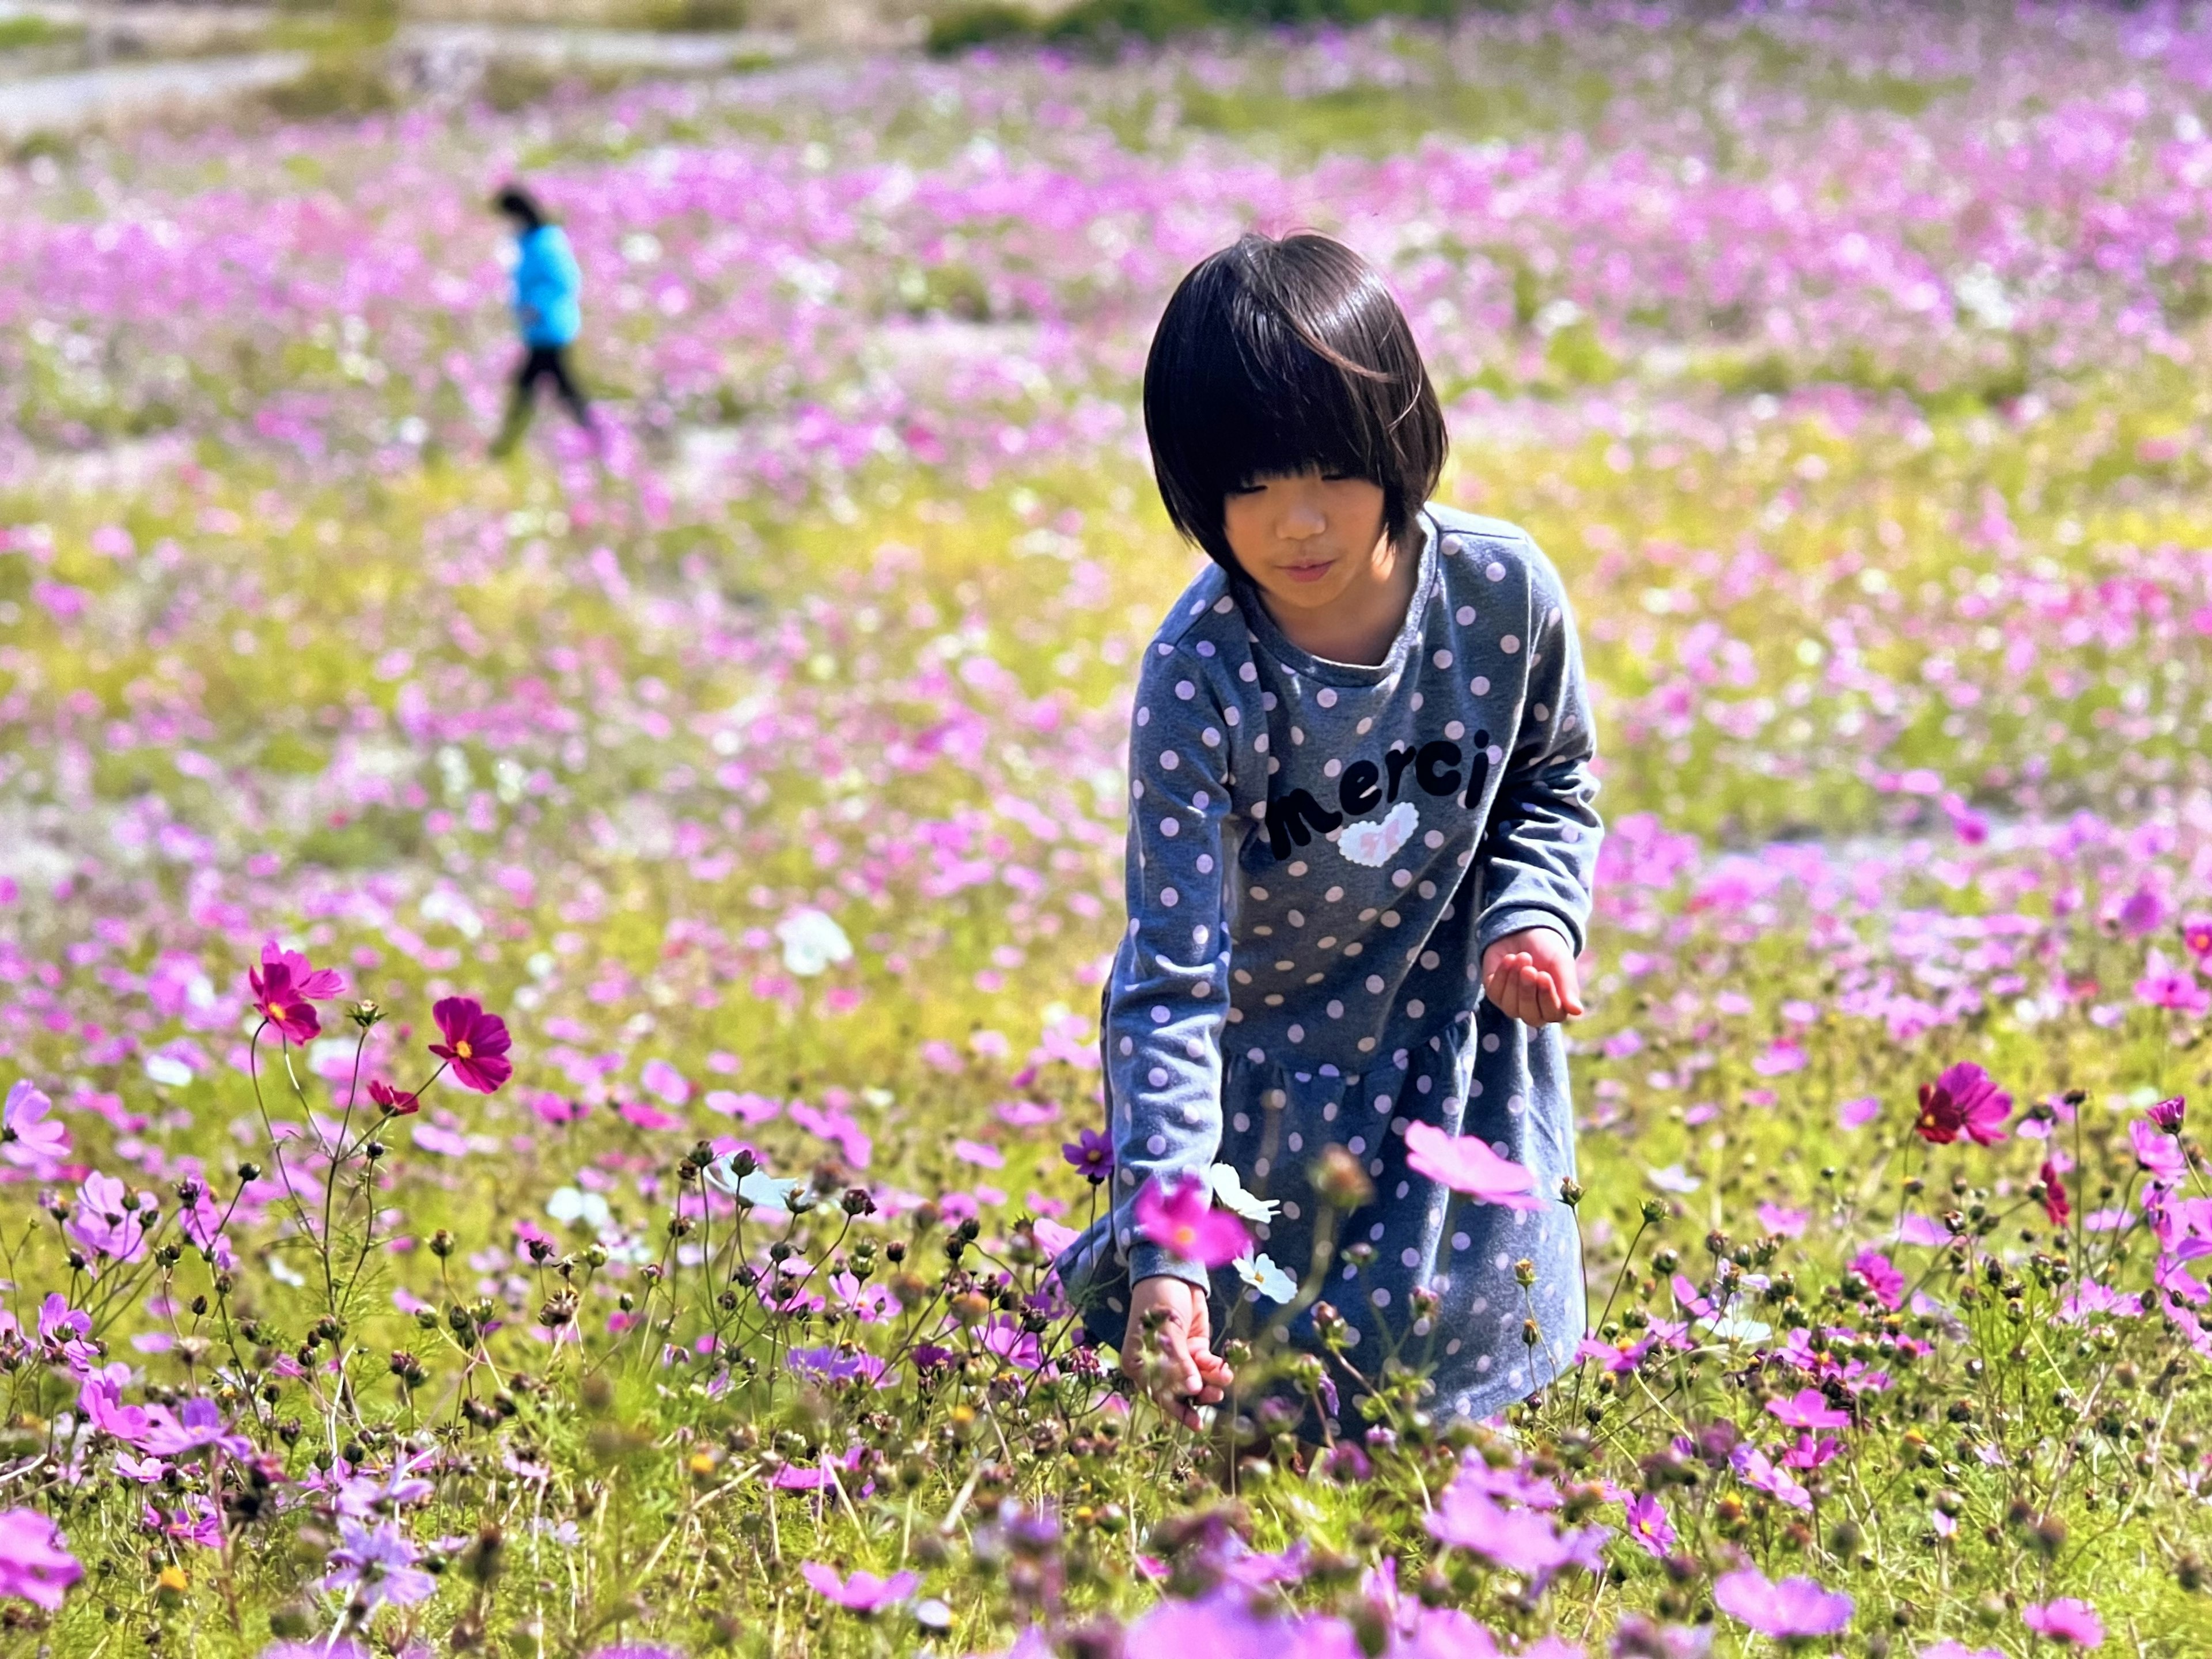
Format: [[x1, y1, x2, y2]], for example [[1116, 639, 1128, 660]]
[[1142, 231, 1448, 572], [494, 186, 546, 230]]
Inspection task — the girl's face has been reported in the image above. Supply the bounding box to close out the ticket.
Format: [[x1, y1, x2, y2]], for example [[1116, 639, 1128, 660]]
[[1221, 470, 1392, 616]]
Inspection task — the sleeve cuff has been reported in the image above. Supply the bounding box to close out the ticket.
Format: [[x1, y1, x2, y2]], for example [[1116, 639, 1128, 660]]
[[1126, 1244, 1211, 1290], [1478, 907, 1582, 958]]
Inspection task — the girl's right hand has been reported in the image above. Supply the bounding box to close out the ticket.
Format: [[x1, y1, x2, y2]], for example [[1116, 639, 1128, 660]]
[[1122, 1274, 1232, 1429]]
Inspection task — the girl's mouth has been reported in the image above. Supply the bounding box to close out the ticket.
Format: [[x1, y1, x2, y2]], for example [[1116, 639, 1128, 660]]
[[1281, 559, 1334, 584]]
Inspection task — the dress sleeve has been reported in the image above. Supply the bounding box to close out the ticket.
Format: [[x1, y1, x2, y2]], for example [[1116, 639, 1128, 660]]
[[1104, 644, 1236, 1289], [1475, 542, 1604, 957]]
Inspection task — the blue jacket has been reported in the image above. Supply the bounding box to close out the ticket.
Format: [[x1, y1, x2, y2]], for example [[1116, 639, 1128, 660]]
[[512, 225, 581, 347]]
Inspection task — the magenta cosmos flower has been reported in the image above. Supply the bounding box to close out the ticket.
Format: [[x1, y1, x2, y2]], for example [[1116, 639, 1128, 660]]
[[1060, 1127, 1112, 1182], [1404, 1122, 1541, 1210], [1713, 1568, 1853, 1638], [0, 1508, 81, 1609], [430, 997, 513, 1094], [799, 1562, 918, 1614], [369, 1079, 421, 1116], [2150, 1094, 2188, 1134], [2022, 1600, 2104, 1648], [1914, 1062, 2011, 1146], [1134, 1175, 1249, 1268]]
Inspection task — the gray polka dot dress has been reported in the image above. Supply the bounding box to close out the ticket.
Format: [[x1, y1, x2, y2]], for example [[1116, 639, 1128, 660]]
[[1055, 506, 1602, 1427]]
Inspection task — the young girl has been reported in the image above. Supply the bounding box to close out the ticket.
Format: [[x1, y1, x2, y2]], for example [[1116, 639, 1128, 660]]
[[1056, 232, 1601, 1433], [491, 185, 596, 456]]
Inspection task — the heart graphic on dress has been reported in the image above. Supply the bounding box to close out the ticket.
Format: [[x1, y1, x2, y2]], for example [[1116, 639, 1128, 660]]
[[1337, 800, 1418, 868]]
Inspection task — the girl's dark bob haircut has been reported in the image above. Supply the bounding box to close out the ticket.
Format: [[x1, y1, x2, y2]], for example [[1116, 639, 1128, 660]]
[[1143, 232, 1446, 571], [494, 185, 546, 229]]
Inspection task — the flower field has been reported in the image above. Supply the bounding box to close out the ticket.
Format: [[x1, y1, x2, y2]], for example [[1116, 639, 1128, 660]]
[[10, 2, 2212, 1652]]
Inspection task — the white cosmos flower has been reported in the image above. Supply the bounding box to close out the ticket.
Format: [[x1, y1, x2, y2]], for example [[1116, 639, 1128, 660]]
[[1210, 1162, 1278, 1224], [547, 1186, 612, 1230], [1233, 1249, 1295, 1304], [776, 909, 853, 977], [704, 1154, 808, 1213]]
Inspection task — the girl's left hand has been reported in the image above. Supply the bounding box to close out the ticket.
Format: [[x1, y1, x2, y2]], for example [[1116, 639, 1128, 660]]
[[1480, 926, 1584, 1027]]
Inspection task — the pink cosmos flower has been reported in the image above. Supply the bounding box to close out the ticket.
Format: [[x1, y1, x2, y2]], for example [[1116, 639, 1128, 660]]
[[1403, 1122, 1542, 1210], [1915, 1062, 2010, 1146], [1424, 1472, 1610, 1591], [1849, 1249, 1906, 1311], [0, 1080, 66, 1171], [1767, 1387, 1850, 1431], [799, 1562, 918, 1614], [2130, 1118, 2186, 1184], [2150, 1094, 2188, 1134], [429, 997, 513, 1094], [0, 1508, 82, 1610], [2022, 1599, 2104, 1648], [67, 1171, 151, 1265], [1713, 1567, 1853, 1638], [2137, 952, 2210, 1017], [1134, 1175, 1249, 1268], [1622, 1493, 1675, 1559]]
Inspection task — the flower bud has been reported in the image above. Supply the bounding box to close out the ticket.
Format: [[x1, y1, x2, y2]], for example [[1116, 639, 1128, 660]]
[[349, 999, 383, 1029], [1309, 1145, 1376, 1211]]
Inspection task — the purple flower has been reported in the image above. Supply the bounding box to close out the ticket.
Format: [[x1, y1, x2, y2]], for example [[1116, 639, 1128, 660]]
[[67, 1171, 152, 1266], [2137, 952, 2211, 1017], [138, 1397, 253, 1459], [248, 956, 321, 1046], [2022, 1600, 2104, 1648], [37, 1295, 95, 1370], [799, 1562, 918, 1614], [1424, 1474, 1609, 1592], [1060, 1127, 1113, 1183], [2132, 1117, 2187, 1184], [322, 1518, 435, 1608], [2150, 1094, 2188, 1134], [0, 1080, 66, 1172], [260, 941, 346, 1002], [0, 1508, 82, 1610], [785, 1345, 892, 1389], [78, 1365, 150, 1445], [1712, 1568, 1853, 1638], [2119, 888, 2169, 936], [1622, 1493, 1675, 1559], [1732, 1444, 1812, 1512]]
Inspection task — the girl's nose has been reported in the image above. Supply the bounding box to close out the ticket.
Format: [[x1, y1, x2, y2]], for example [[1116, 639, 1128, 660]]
[[1281, 501, 1327, 539]]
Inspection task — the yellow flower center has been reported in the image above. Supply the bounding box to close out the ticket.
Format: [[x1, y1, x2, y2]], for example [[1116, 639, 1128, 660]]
[[454, 1039, 473, 1059]]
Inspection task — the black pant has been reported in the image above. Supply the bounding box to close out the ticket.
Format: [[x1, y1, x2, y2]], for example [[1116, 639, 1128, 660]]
[[511, 343, 590, 425]]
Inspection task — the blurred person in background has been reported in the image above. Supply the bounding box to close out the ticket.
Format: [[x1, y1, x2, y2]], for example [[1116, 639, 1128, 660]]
[[491, 184, 596, 457]]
